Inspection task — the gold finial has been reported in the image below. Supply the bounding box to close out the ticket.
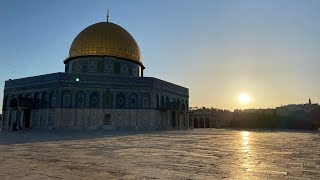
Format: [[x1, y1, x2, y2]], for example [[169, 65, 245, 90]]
[[106, 9, 109, 22]]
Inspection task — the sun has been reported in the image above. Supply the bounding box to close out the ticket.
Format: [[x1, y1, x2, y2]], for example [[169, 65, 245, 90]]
[[238, 93, 251, 105]]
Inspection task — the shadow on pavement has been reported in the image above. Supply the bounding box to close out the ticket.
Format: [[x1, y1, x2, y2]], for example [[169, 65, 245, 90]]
[[0, 129, 176, 145]]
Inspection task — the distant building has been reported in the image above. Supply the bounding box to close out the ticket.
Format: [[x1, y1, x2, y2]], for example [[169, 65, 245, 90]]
[[232, 108, 276, 128], [1, 18, 189, 131], [276, 98, 319, 115], [189, 108, 232, 128]]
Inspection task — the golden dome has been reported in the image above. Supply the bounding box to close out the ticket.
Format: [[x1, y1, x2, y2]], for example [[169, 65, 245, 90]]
[[66, 22, 141, 64]]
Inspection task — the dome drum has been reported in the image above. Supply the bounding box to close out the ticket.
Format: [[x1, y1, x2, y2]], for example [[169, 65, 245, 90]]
[[65, 56, 143, 77]]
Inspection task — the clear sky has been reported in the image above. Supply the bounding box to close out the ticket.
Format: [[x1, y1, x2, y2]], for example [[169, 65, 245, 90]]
[[1, 0, 320, 111]]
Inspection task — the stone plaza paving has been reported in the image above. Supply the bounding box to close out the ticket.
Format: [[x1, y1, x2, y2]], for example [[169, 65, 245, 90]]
[[0, 129, 319, 179]]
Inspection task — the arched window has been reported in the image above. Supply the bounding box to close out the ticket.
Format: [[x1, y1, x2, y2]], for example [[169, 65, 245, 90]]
[[76, 91, 86, 108], [40, 92, 48, 108], [181, 102, 186, 111], [103, 92, 113, 109], [90, 91, 100, 108], [129, 93, 138, 109], [116, 92, 126, 109], [62, 91, 71, 108], [9, 98, 18, 109], [49, 91, 57, 108]]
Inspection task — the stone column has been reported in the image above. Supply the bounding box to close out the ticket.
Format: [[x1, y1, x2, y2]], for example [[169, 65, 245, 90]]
[[167, 110, 170, 129], [83, 90, 90, 129], [99, 91, 104, 110], [19, 110, 24, 129], [176, 111, 179, 129], [112, 91, 116, 109], [125, 92, 129, 109]]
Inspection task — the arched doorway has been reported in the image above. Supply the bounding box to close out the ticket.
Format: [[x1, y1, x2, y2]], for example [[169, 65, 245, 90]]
[[199, 118, 204, 128], [9, 98, 18, 131], [205, 118, 210, 128], [194, 118, 199, 128], [23, 109, 31, 128], [211, 119, 216, 128], [171, 111, 176, 129]]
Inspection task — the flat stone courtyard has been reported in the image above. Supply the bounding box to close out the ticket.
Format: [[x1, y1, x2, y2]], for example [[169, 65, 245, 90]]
[[0, 129, 319, 180]]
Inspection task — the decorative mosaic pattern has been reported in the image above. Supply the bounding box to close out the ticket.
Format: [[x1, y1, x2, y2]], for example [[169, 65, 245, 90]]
[[129, 93, 138, 109], [76, 91, 86, 108], [67, 57, 141, 77], [116, 92, 126, 109], [90, 92, 99, 108]]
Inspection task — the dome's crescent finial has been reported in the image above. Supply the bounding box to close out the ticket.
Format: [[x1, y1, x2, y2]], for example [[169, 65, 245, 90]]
[[106, 9, 109, 22]]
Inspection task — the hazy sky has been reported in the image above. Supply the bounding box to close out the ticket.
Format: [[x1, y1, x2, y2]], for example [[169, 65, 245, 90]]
[[1, 0, 320, 110]]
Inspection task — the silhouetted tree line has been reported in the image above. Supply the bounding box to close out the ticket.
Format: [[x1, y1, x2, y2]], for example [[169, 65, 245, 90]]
[[190, 107, 230, 112], [231, 108, 320, 130], [190, 107, 320, 130]]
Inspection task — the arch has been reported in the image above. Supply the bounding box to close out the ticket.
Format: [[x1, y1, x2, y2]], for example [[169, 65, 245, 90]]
[[62, 91, 72, 108], [76, 91, 86, 108], [161, 96, 164, 108], [142, 94, 150, 109], [129, 93, 138, 109], [166, 96, 169, 107], [180, 102, 186, 111], [49, 91, 57, 108], [186, 100, 189, 110], [40, 92, 48, 108], [90, 91, 100, 108], [116, 92, 126, 109], [9, 98, 18, 131], [171, 111, 176, 129], [9, 98, 18, 109], [199, 118, 204, 128], [34, 92, 40, 108], [156, 94, 159, 108], [205, 118, 210, 128], [194, 118, 199, 128], [103, 92, 113, 109]]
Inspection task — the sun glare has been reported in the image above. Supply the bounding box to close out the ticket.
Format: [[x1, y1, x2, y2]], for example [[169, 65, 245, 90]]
[[238, 93, 251, 105]]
